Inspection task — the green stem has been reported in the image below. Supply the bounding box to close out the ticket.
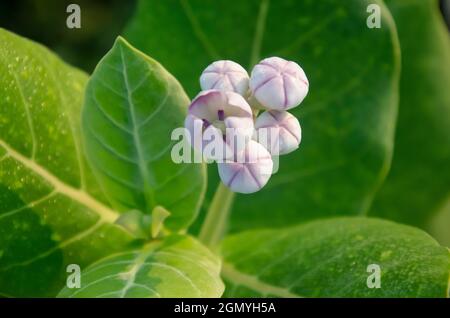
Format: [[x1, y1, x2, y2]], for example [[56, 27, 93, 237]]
[[199, 182, 235, 248]]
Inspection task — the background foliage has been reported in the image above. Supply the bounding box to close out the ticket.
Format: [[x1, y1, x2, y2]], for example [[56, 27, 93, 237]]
[[0, 0, 449, 298], [126, 0, 401, 233]]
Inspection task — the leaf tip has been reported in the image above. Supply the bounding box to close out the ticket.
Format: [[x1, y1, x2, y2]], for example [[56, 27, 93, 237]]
[[151, 206, 171, 238]]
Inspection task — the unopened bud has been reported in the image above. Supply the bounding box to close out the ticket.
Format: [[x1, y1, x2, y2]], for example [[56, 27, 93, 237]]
[[218, 140, 273, 194], [185, 90, 254, 161], [200, 60, 249, 96], [255, 110, 301, 155], [249, 57, 308, 110]]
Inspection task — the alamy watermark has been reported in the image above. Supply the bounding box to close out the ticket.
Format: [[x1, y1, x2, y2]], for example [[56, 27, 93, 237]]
[[66, 264, 81, 289], [66, 4, 81, 29], [366, 264, 381, 289], [366, 4, 381, 29], [171, 126, 280, 175]]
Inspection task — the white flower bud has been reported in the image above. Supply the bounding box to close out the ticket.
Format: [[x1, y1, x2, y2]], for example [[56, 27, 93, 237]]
[[255, 110, 301, 155], [185, 90, 254, 161], [200, 60, 249, 96], [249, 57, 309, 110], [218, 140, 273, 194]]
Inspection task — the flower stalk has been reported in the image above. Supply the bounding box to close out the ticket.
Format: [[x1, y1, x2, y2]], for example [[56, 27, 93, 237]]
[[199, 182, 235, 249]]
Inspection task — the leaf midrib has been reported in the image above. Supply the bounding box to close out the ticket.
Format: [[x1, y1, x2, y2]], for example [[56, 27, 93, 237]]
[[0, 140, 119, 223], [221, 262, 302, 298], [179, 0, 220, 60], [249, 0, 270, 68], [119, 45, 156, 212], [67, 247, 205, 298]]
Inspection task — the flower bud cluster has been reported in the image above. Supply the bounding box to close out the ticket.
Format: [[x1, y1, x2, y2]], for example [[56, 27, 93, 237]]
[[185, 57, 308, 193]]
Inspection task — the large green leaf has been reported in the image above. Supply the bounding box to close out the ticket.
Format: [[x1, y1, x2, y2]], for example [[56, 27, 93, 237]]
[[370, 0, 450, 228], [0, 29, 136, 297], [82, 37, 206, 232], [221, 218, 450, 297], [58, 235, 224, 298], [125, 0, 400, 232]]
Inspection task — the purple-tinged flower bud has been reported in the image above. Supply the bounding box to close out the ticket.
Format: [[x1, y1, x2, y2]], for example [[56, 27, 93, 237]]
[[218, 140, 273, 194], [185, 90, 254, 161], [255, 110, 301, 155], [200, 60, 249, 96], [249, 57, 309, 110]]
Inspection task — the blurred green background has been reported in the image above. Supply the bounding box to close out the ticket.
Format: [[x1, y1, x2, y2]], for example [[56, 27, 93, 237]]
[[0, 0, 136, 72], [1, 0, 449, 246], [0, 0, 449, 298], [0, 0, 448, 73]]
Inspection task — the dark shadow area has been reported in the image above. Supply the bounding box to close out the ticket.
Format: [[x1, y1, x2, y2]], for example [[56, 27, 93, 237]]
[[0, 0, 448, 73], [0, 0, 136, 72], [441, 0, 450, 29]]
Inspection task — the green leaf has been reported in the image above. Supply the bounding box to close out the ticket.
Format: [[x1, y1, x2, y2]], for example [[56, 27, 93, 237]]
[[428, 200, 450, 247], [58, 235, 224, 298], [125, 0, 400, 232], [0, 29, 136, 297], [221, 218, 450, 297], [82, 37, 205, 232], [370, 0, 450, 228]]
